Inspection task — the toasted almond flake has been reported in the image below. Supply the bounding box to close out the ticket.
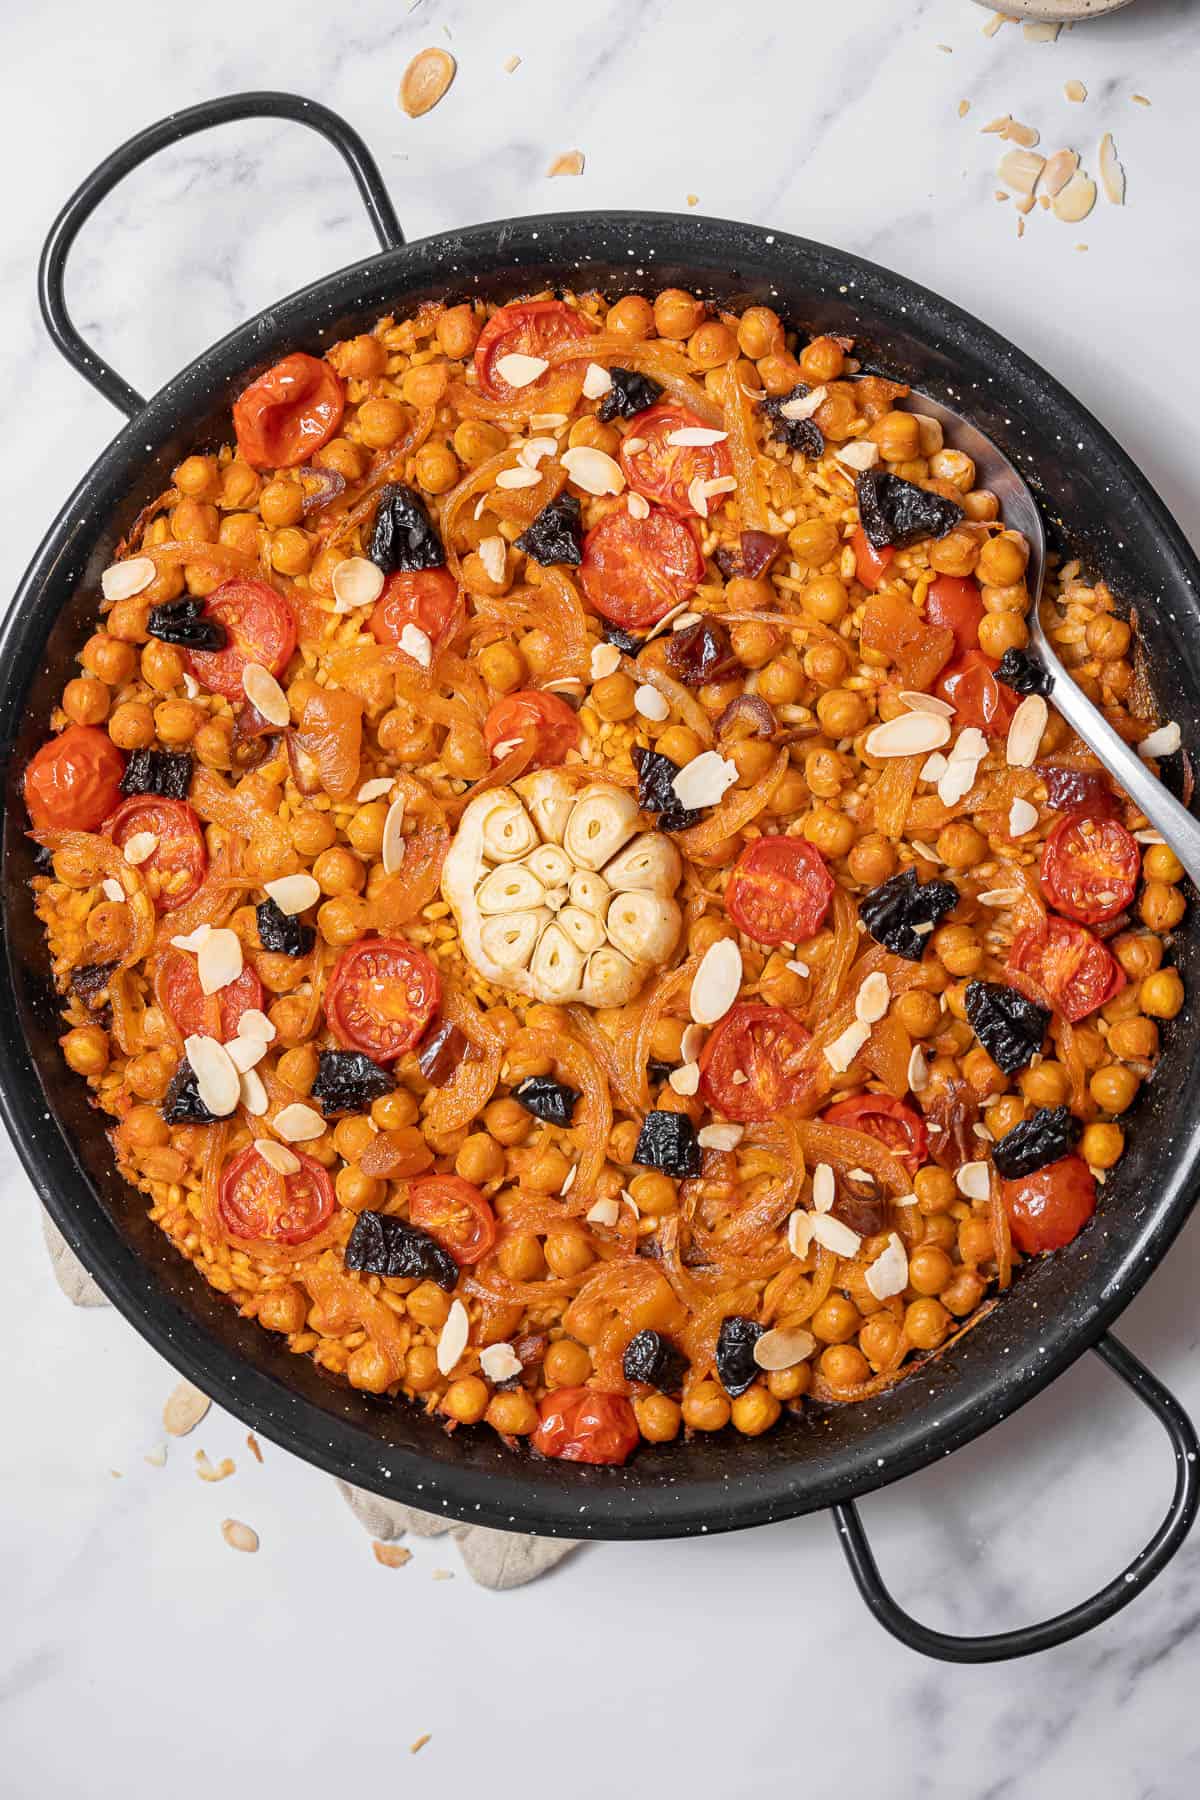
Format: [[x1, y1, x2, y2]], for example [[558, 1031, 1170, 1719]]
[[122, 831, 159, 866], [672, 749, 738, 811], [895, 1192, 919, 1207], [921, 752, 948, 782], [263, 873, 319, 916], [787, 1209, 813, 1257], [477, 535, 507, 586], [778, 387, 826, 423], [590, 642, 621, 681], [824, 1018, 870, 1075], [667, 426, 729, 448], [634, 683, 670, 722], [686, 475, 712, 514], [810, 1213, 861, 1257], [502, 54, 521, 74], [1133, 830, 1166, 845], [184, 1034, 240, 1116], [669, 1062, 701, 1096], [1009, 797, 1039, 837], [494, 352, 549, 390], [956, 1161, 991, 1201], [239, 1068, 269, 1116], [494, 465, 542, 491], [410, 1735, 432, 1754], [381, 796, 409, 877], [331, 556, 385, 612], [225, 1032, 267, 1074], [939, 750, 984, 808], [255, 1138, 301, 1176], [690, 937, 742, 1026], [582, 362, 613, 400], [686, 193, 699, 207], [547, 150, 585, 178], [1015, 195, 1035, 216], [237, 1008, 276, 1042], [374, 1541, 413, 1568], [1007, 694, 1048, 767], [1040, 149, 1079, 197], [834, 439, 879, 472], [913, 921, 935, 937], [491, 738, 523, 759], [680, 1022, 706, 1063], [560, 1162, 577, 1197], [480, 1342, 523, 1382], [356, 777, 394, 803], [197, 927, 243, 996], [981, 13, 1008, 38], [183, 671, 201, 698], [437, 1299, 470, 1376], [627, 491, 650, 520], [562, 446, 625, 496], [812, 1163, 836, 1214], [586, 1196, 620, 1227], [754, 1325, 817, 1371], [242, 662, 290, 726], [855, 970, 891, 1025], [101, 556, 156, 601], [995, 190, 1011, 204], [1023, 20, 1060, 42], [1131, 93, 1150, 107], [1004, 120, 1041, 149], [273, 1103, 325, 1143], [101, 878, 125, 903], [1053, 170, 1096, 223], [973, 1122, 994, 1142], [731, 1071, 748, 1085], [785, 958, 810, 979], [399, 623, 432, 668], [1064, 80, 1087, 103], [530, 412, 569, 430], [144, 1444, 168, 1468], [865, 1233, 909, 1302], [958, 100, 970, 119], [998, 148, 1046, 196], [981, 114, 1012, 135], [900, 690, 954, 719], [907, 1045, 929, 1092], [698, 1122, 744, 1152], [518, 436, 558, 469], [1099, 132, 1125, 205], [864, 711, 951, 759], [163, 1380, 210, 1436], [1139, 722, 1182, 759], [645, 600, 693, 641], [195, 1449, 236, 1483], [221, 1518, 259, 1554], [622, 436, 648, 456]]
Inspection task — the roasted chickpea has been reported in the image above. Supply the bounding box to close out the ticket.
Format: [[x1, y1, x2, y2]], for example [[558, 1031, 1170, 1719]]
[[908, 1245, 954, 1296], [1141, 967, 1185, 1019], [345, 802, 387, 859], [928, 527, 982, 578], [803, 805, 855, 860], [789, 518, 840, 567], [453, 418, 506, 466], [870, 410, 922, 463], [805, 746, 851, 800], [805, 641, 849, 688], [544, 1338, 592, 1387], [1089, 1064, 1139, 1114], [1080, 1120, 1124, 1169], [1107, 1016, 1158, 1062], [414, 441, 460, 494], [140, 640, 185, 693], [914, 1165, 956, 1211], [153, 699, 199, 745], [486, 1390, 539, 1436], [1143, 843, 1185, 885], [591, 671, 637, 722], [767, 1362, 812, 1401], [730, 1385, 781, 1436], [816, 688, 869, 738], [820, 1345, 869, 1388], [404, 1343, 441, 1394], [654, 288, 705, 340], [757, 657, 805, 706], [193, 718, 233, 770], [603, 294, 653, 339], [80, 633, 137, 687], [978, 611, 1029, 658], [1141, 882, 1186, 933], [811, 1293, 862, 1344], [976, 531, 1030, 588], [681, 1379, 731, 1432], [406, 1280, 452, 1331], [803, 574, 850, 626], [634, 1394, 682, 1442], [355, 397, 407, 450], [846, 833, 895, 888], [905, 1297, 951, 1351], [735, 307, 783, 361], [797, 335, 845, 384], [859, 1313, 902, 1370], [432, 304, 478, 359], [62, 1023, 109, 1077], [441, 1376, 489, 1423], [61, 677, 109, 727], [259, 480, 304, 529], [1114, 933, 1162, 980], [478, 640, 527, 693], [484, 1096, 532, 1147], [454, 1132, 505, 1185], [312, 846, 365, 897], [629, 1171, 678, 1218]]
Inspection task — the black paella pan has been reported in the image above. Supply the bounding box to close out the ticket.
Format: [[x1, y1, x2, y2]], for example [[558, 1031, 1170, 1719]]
[[3, 92, 1198, 1663]]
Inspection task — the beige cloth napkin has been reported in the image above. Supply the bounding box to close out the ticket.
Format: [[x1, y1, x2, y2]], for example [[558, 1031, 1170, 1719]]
[[41, 1213, 579, 1587]]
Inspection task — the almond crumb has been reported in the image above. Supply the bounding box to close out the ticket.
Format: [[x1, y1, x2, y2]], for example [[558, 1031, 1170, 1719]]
[[373, 1541, 413, 1568], [411, 1736, 432, 1755], [1064, 80, 1087, 103], [503, 54, 521, 74], [548, 150, 585, 178], [686, 193, 699, 207], [958, 100, 970, 118], [1131, 94, 1150, 107], [432, 1567, 455, 1580], [246, 1432, 263, 1464]]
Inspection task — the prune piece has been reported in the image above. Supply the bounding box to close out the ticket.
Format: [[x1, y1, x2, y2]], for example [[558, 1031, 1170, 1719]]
[[147, 595, 227, 652], [417, 1018, 467, 1086], [368, 483, 445, 573], [715, 1315, 765, 1396], [310, 1050, 396, 1117], [664, 618, 741, 689], [856, 469, 963, 550], [633, 1110, 701, 1178], [647, 1059, 674, 1087], [714, 530, 781, 581], [344, 1210, 459, 1290], [70, 960, 118, 1011], [602, 623, 645, 656], [1036, 762, 1114, 816], [161, 1060, 216, 1125], [996, 647, 1053, 698], [119, 748, 194, 800], [992, 1106, 1082, 1179], [924, 1078, 979, 1173], [631, 744, 702, 832], [859, 867, 959, 962], [515, 493, 582, 567], [514, 1075, 580, 1126], [622, 1328, 687, 1394], [597, 366, 663, 422], [964, 981, 1050, 1075], [256, 897, 315, 959], [832, 1183, 888, 1238], [761, 386, 824, 457]]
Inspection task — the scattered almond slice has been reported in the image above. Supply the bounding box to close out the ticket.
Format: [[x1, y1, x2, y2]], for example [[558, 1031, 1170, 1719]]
[[667, 427, 728, 448], [101, 878, 126, 903], [225, 1033, 267, 1073], [400, 47, 456, 118], [956, 1162, 991, 1202], [399, 623, 432, 668], [561, 446, 624, 496], [437, 1298, 470, 1376], [634, 684, 670, 723], [908, 1045, 929, 1093], [823, 1019, 870, 1075], [590, 641, 622, 681], [627, 491, 650, 520], [480, 1342, 523, 1382], [998, 149, 1046, 196], [1003, 120, 1041, 149], [980, 114, 1012, 135], [788, 1210, 814, 1257], [560, 1163, 577, 1196], [865, 1234, 910, 1302], [246, 1433, 263, 1463], [242, 662, 290, 726], [1009, 797, 1039, 837], [101, 556, 156, 601], [195, 1449, 236, 1483], [686, 193, 699, 207], [274, 1103, 325, 1143], [495, 465, 542, 489], [586, 1196, 620, 1227], [198, 927, 243, 996], [122, 831, 159, 866], [672, 749, 738, 811], [502, 54, 521, 75], [1131, 94, 1150, 108], [777, 388, 825, 423], [582, 362, 613, 400], [144, 1444, 168, 1468], [477, 535, 507, 586], [1098, 133, 1125, 205], [239, 1068, 269, 1117], [1007, 694, 1048, 767], [1015, 195, 1036, 216], [184, 1034, 240, 1116], [690, 938, 742, 1026], [517, 436, 558, 469], [495, 353, 549, 390], [812, 1163, 835, 1214], [1053, 170, 1096, 223], [669, 1062, 701, 1097], [900, 690, 954, 719], [785, 958, 810, 979], [1064, 80, 1087, 103], [263, 872, 320, 915], [1139, 722, 1182, 759], [221, 1519, 259, 1554], [374, 1541, 414, 1568], [548, 150, 585, 178], [754, 1326, 816, 1371], [163, 1380, 210, 1437], [331, 556, 385, 612], [864, 711, 952, 759], [810, 1213, 861, 1257], [921, 751, 948, 782], [835, 440, 879, 472], [855, 970, 891, 1025], [698, 1122, 743, 1152], [238, 1009, 275, 1043], [357, 776, 394, 803], [1040, 149, 1079, 198], [958, 100, 971, 119], [410, 1735, 432, 1754]]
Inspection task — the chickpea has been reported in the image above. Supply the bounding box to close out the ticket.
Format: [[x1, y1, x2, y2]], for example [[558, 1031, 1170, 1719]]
[[908, 1245, 953, 1297], [140, 640, 185, 693], [62, 1024, 109, 1077], [961, 488, 1000, 523], [804, 574, 850, 626], [335, 332, 387, 379], [769, 769, 809, 814], [698, 676, 742, 717], [544, 1230, 594, 1279], [803, 805, 855, 859], [735, 307, 783, 361], [173, 453, 220, 500], [935, 822, 986, 873], [414, 441, 460, 494], [844, 834, 894, 889], [687, 915, 736, 960], [915, 1165, 956, 1210], [341, 803, 384, 860], [1079, 1120, 1124, 1169], [355, 397, 407, 450], [123, 1104, 170, 1149], [289, 810, 338, 859], [681, 1379, 731, 1431], [272, 1046, 316, 1096], [478, 640, 527, 693], [684, 319, 735, 369], [258, 1285, 308, 1335], [767, 1363, 812, 1401], [442, 726, 490, 780], [428, 304, 477, 359], [956, 1216, 994, 1266], [893, 989, 940, 1040], [258, 480, 303, 529], [820, 1345, 869, 1387], [816, 688, 869, 738], [654, 288, 705, 340], [757, 657, 805, 707], [544, 1338, 592, 1387], [805, 641, 849, 688], [1085, 614, 1131, 662], [731, 1385, 781, 1437], [758, 350, 804, 397], [403, 1281, 450, 1331], [728, 738, 777, 788], [796, 335, 843, 384], [1141, 963, 1187, 1023], [331, 1116, 375, 1163], [315, 437, 368, 484], [986, 1095, 1026, 1140], [124, 1050, 171, 1101], [405, 1343, 441, 1393], [80, 633, 136, 687], [268, 527, 310, 577], [192, 718, 232, 770], [629, 1171, 677, 1218], [396, 358, 445, 409], [1088, 1063, 1139, 1114], [905, 1297, 951, 1351], [805, 746, 850, 799], [729, 620, 779, 671], [976, 531, 1029, 588], [104, 598, 151, 644], [789, 518, 840, 567], [929, 449, 975, 492], [336, 1166, 382, 1212], [453, 420, 507, 469], [371, 1090, 419, 1131], [961, 1045, 1005, 1098], [859, 1313, 902, 1370], [153, 698, 199, 746], [869, 411, 921, 463], [1108, 1016, 1158, 1062], [484, 1096, 532, 1147], [312, 846, 365, 897], [981, 581, 1029, 617], [978, 611, 1029, 659], [1114, 932, 1162, 980], [1015, 1061, 1068, 1108], [1142, 843, 1183, 886], [921, 1212, 959, 1254], [453, 1132, 504, 1186], [634, 1394, 681, 1443], [61, 677, 109, 727], [1141, 882, 1186, 933], [171, 497, 220, 544], [811, 1293, 862, 1344], [441, 1376, 489, 1423], [928, 527, 982, 579]]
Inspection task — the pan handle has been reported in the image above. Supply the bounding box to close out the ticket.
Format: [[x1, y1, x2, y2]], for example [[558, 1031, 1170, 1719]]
[[37, 91, 403, 419], [832, 1333, 1199, 1663]]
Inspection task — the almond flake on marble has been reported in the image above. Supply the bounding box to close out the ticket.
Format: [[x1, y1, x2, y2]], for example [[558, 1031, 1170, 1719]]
[[672, 749, 738, 811], [480, 1343, 522, 1382], [331, 557, 385, 611], [865, 1234, 909, 1302], [264, 873, 320, 915], [547, 150, 585, 178], [184, 1034, 240, 1117], [1040, 149, 1079, 198], [753, 1326, 817, 1371], [562, 446, 624, 496], [810, 1213, 862, 1257], [582, 362, 613, 399], [198, 927, 243, 996], [1007, 694, 1048, 767], [273, 1103, 326, 1143], [195, 1450, 236, 1483], [1099, 133, 1126, 205], [400, 46, 456, 117], [1023, 20, 1060, 42], [690, 938, 742, 1026], [221, 1519, 260, 1554], [1004, 122, 1041, 148], [502, 54, 521, 74], [399, 624, 432, 668], [590, 641, 621, 681], [101, 556, 156, 601], [478, 535, 507, 584], [1053, 171, 1097, 223], [163, 1380, 210, 1437], [998, 149, 1046, 196], [1064, 80, 1087, 103], [242, 662, 290, 726], [865, 711, 951, 759], [812, 1163, 835, 1214], [494, 352, 549, 389]]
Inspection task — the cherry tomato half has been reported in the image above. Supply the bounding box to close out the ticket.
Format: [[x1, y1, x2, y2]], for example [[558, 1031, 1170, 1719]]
[[157, 945, 265, 1040], [618, 403, 733, 518], [822, 1094, 928, 1175], [532, 1387, 640, 1466], [23, 725, 126, 833], [104, 796, 207, 912], [369, 568, 459, 653], [473, 300, 596, 404], [326, 937, 441, 1064], [409, 1175, 496, 1266], [1008, 914, 1125, 1024], [925, 575, 984, 658], [218, 1143, 335, 1246], [852, 525, 894, 591], [580, 504, 704, 629], [186, 578, 298, 701], [725, 835, 835, 947], [934, 648, 1018, 737], [483, 690, 581, 768], [1040, 812, 1140, 926], [1001, 1153, 1096, 1256], [698, 1003, 814, 1124], [232, 352, 345, 471]]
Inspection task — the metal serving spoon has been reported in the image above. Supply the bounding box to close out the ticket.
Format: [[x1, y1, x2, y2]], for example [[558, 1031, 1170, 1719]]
[[906, 389, 1200, 887]]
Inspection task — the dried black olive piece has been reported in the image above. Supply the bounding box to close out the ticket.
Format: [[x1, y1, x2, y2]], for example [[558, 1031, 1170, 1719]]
[[119, 748, 194, 800], [344, 1211, 459, 1290], [664, 618, 742, 689], [514, 1075, 580, 1126], [996, 647, 1053, 697], [964, 981, 1050, 1075], [256, 897, 315, 959], [631, 745, 702, 832], [147, 595, 227, 652], [622, 1328, 688, 1394], [858, 866, 959, 962], [70, 960, 118, 1011], [761, 386, 825, 457], [368, 483, 446, 573], [855, 469, 963, 551], [311, 1050, 396, 1118], [633, 1110, 701, 1178], [417, 1018, 468, 1086], [647, 1059, 674, 1087], [602, 623, 645, 656], [597, 366, 663, 422], [991, 1105, 1082, 1179], [161, 1060, 217, 1125], [715, 1315, 765, 1396], [515, 493, 582, 567]]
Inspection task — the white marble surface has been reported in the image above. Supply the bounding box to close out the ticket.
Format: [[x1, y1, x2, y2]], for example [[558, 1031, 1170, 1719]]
[[3, 1, 1200, 1794]]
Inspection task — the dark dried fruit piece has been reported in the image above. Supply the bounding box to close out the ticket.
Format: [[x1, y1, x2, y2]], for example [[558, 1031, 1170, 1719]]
[[664, 618, 742, 689], [119, 748, 194, 801], [515, 493, 582, 566], [992, 1105, 1082, 1179], [32, 842, 56, 874], [715, 1315, 765, 1396], [602, 623, 645, 656], [344, 1210, 459, 1290], [368, 483, 445, 573], [417, 1018, 467, 1086], [622, 1328, 687, 1394], [256, 897, 315, 959], [310, 1049, 396, 1117], [996, 647, 1053, 697], [633, 1109, 701, 1178], [832, 1182, 888, 1238], [923, 1077, 979, 1172], [964, 981, 1050, 1075], [513, 1075, 580, 1126], [147, 596, 227, 652], [856, 469, 963, 550], [631, 744, 702, 831], [597, 366, 663, 422], [161, 1060, 217, 1125], [1036, 762, 1115, 816], [69, 960, 118, 1011], [761, 386, 825, 457], [647, 1059, 674, 1087], [714, 530, 781, 581], [859, 866, 959, 961]]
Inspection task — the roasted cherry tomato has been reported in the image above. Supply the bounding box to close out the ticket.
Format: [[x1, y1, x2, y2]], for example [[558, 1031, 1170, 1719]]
[[618, 402, 734, 518], [473, 300, 596, 404], [218, 1143, 335, 1246], [698, 1003, 814, 1124], [157, 946, 265, 1040], [23, 725, 125, 833], [852, 524, 894, 591], [934, 648, 1019, 737], [409, 1175, 497, 1266], [925, 575, 984, 657], [1040, 812, 1140, 926], [186, 578, 298, 701], [532, 1387, 640, 1465], [483, 690, 581, 767], [232, 352, 345, 470], [326, 937, 441, 1063], [1008, 914, 1125, 1024], [580, 504, 704, 629], [1001, 1154, 1096, 1255], [369, 567, 459, 653], [725, 835, 835, 947], [822, 1094, 928, 1175], [104, 796, 207, 912]]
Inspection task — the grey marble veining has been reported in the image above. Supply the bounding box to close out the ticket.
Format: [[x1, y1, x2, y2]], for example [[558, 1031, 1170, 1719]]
[[2, 1, 1198, 1795]]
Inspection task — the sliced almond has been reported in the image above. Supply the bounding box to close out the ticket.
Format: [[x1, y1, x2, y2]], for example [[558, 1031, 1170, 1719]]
[[1008, 797, 1039, 837], [225, 1034, 267, 1073], [998, 149, 1046, 196], [697, 1123, 743, 1152], [865, 1233, 909, 1302], [1040, 149, 1079, 199], [680, 1022, 706, 1063], [668, 1063, 701, 1096], [399, 624, 432, 668], [582, 362, 613, 400], [788, 1210, 814, 1257], [273, 1103, 325, 1143], [809, 1213, 861, 1258], [586, 1196, 620, 1227], [253, 1138, 301, 1178], [357, 776, 395, 803], [1139, 722, 1182, 760], [239, 1069, 269, 1117], [823, 1018, 870, 1075], [671, 750, 738, 811], [1053, 171, 1097, 223], [163, 1380, 210, 1437], [785, 958, 810, 979], [864, 712, 951, 759], [198, 927, 243, 996], [494, 465, 542, 489], [518, 436, 558, 469], [753, 1325, 816, 1371], [812, 1163, 835, 1214], [494, 353, 549, 389], [184, 1035, 240, 1117], [777, 388, 825, 422], [1003, 120, 1041, 149], [332, 556, 385, 612], [400, 46, 456, 116], [101, 878, 126, 903], [237, 1008, 276, 1042], [688, 476, 710, 519], [622, 436, 648, 455], [560, 1162, 577, 1196], [666, 427, 728, 447], [590, 641, 621, 681], [437, 1298, 470, 1376], [977, 889, 1022, 907], [690, 938, 742, 1026], [855, 970, 891, 1025], [956, 1161, 991, 1202], [634, 684, 670, 722], [907, 1045, 929, 1093], [834, 440, 879, 472], [1007, 694, 1048, 768], [980, 114, 1013, 135], [530, 412, 569, 430], [221, 1519, 260, 1554], [1098, 133, 1125, 206], [627, 491, 650, 520], [900, 690, 955, 718], [920, 752, 948, 783], [122, 831, 159, 866], [547, 150, 585, 178], [261, 872, 318, 916], [477, 534, 507, 586], [195, 1450, 236, 1483], [480, 1342, 522, 1382], [562, 446, 624, 496], [1064, 80, 1087, 103], [242, 662, 289, 727], [101, 556, 155, 601]]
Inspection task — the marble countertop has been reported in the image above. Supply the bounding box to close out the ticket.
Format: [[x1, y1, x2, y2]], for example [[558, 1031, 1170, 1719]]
[[3, 1, 1199, 1794]]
